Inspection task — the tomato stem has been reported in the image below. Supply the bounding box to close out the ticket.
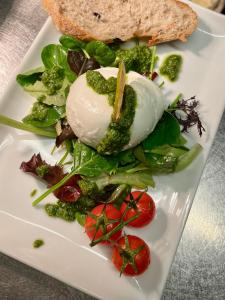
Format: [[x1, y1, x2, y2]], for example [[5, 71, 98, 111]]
[[89, 213, 139, 247]]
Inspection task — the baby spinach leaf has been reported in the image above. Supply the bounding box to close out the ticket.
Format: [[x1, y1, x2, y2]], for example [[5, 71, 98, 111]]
[[73, 141, 116, 177], [85, 41, 116, 66], [59, 35, 86, 50], [142, 112, 183, 151]]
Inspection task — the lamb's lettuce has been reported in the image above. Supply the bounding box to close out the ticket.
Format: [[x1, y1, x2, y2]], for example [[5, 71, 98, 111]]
[[85, 41, 116, 67], [59, 35, 86, 50]]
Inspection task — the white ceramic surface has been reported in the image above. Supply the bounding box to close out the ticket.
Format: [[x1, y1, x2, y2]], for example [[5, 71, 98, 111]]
[[0, 2, 225, 300]]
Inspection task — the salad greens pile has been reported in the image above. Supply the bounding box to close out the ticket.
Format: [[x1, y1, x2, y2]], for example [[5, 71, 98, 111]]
[[0, 35, 203, 223]]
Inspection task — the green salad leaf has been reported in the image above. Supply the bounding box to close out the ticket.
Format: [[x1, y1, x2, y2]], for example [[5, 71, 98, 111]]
[[93, 170, 155, 190], [18, 66, 70, 107], [41, 44, 67, 69], [73, 141, 116, 177], [16, 67, 44, 86], [85, 41, 116, 66], [41, 44, 76, 82], [59, 35, 86, 50], [22, 102, 62, 128], [142, 112, 184, 150]]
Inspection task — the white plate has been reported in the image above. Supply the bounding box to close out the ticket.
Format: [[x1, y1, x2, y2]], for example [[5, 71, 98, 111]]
[[1, 2, 225, 300]]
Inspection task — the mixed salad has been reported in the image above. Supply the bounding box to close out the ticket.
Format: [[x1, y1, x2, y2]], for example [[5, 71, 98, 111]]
[[0, 36, 204, 276]]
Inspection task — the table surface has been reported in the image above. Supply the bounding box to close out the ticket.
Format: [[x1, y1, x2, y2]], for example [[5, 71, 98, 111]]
[[0, 1, 225, 299]]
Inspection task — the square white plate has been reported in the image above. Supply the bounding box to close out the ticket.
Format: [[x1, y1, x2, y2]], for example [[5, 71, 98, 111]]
[[1, 2, 225, 299]]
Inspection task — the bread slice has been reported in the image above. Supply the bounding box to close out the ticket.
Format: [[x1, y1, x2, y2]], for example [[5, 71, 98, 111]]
[[43, 0, 198, 45]]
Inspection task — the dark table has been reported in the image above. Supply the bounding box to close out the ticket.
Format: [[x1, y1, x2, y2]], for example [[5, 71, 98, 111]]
[[0, 1, 225, 299]]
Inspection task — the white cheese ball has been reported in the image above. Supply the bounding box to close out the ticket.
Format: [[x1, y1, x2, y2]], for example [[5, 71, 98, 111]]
[[66, 67, 165, 151]]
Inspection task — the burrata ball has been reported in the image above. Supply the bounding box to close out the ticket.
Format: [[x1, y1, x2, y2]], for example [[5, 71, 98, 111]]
[[66, 67, 165, 151]]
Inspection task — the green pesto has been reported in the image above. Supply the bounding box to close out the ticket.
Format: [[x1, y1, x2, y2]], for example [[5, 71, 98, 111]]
[[28, 102, 48, 121], [86, 70, 137, 155], [45, 197, 95, 222], [33, 239, 44, 248], [115, 45, 155, 73], [86, 70, 116, 106], [30, 189, 37, 197], [41, 65, 65, 95], [159, 54, 183, 82], [36, 165, 49, 177]]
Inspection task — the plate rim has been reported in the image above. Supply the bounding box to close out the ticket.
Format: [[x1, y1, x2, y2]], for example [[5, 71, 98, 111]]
[[1, 3, 225, 300]]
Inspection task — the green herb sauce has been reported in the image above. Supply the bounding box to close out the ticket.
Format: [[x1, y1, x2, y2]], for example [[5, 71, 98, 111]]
[[41, 65, 65, 95], [33, 239, 44, 248], [86, 70, 137, 155], [159, 54, 182, 82], [115, 45, 155, 74], [30, 189, 37, 197], [45, 197, 95, 222], [86, 70, 116, 106]]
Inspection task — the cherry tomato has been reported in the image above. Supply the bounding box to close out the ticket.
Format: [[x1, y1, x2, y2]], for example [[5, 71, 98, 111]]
[[112, 235, 150, 276], [85, 204, 122, 245], [120, 191, 156, 228]]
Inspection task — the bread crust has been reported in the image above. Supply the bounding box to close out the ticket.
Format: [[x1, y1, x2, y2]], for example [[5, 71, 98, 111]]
[[148, 1, 198, 45], [42, 0, 198, 45]]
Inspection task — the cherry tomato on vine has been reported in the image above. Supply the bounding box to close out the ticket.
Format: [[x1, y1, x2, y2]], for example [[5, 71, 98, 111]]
[[112, 235, 150, 276], [85, 204, 122, 245], [120, 191, 156, 228]]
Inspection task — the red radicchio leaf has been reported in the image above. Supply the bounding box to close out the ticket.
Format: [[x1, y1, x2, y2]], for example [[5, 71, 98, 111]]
[[20, 154, 81, 203], [53, 175, 81, 203], [67, 50, 100, 76], [56, 124, 76, 148], [20, 153, 43, 175], [151, 71, 158, 81]]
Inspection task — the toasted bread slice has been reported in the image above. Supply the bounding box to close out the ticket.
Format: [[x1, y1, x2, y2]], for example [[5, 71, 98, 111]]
[[43, 0, 198, 45]]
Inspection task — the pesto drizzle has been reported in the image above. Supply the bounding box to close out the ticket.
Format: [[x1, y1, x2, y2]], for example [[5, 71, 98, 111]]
[[160, 54, 182, 82], [86, 70, 137, 155], [33, 239, 44, 248]]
